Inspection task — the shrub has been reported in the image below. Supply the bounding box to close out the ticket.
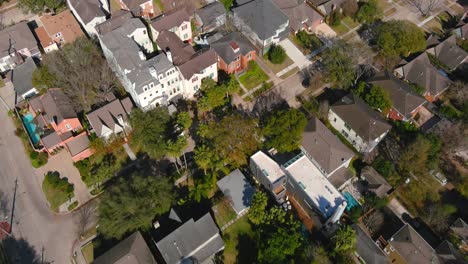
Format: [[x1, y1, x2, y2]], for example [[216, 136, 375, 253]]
[[67, 201, 79, 211], [296, 31, 322, 51], [329, 10, 342, 26], [440, 104, 460, 119], [349, 206, 363, 222], [356, 0, 382, 23], [30, 151, 48, 168], [409, 83, 425, 96], [268, 45, 286, 64]]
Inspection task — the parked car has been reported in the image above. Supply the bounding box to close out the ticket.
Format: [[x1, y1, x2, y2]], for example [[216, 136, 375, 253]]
[[430, 170, 447, 186]]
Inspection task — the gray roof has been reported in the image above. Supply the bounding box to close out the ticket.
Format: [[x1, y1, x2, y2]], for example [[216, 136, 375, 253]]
[[156, 30, 195, 65], [86, 98, 132, 137], [94, 231, 157, 264], [233, 0, 289, 40], [156, 213, 224, 264], [96, 11, 134, 35], [450, 218, 468, 242], [433, 35, 468, 71], [435, 240, 467, 264], [151, 9, 190, 32], [369, 71, 426, 119], [211, 32, 255, 64], [11, 57, 36, 96], [69, 0, 106, 24], [331, 93, 391, 142], [195, 2, 226, 26], [399, 52, 451, 97], [178, 49, 217, 79], [327, 166, 353, 189], [301, 117, 354, 175], [65, 133, 91, 156], [29, 89, 77, 125], [389, 224, 440, 264], [272, 0, 322, 32], [360, 166, 392, 198], [160, 0, 196, 14], [353, 224, 389, 264], [121, 0, 148, 9], [0, 21, 38, 58], [216, 169, 256, 214], [41, 131, 62, 149]]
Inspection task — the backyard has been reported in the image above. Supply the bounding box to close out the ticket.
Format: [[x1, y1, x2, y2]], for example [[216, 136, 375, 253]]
[[212, 198, 237, 227], [222, 216, 256, 264], [238, 61, 269, 90]]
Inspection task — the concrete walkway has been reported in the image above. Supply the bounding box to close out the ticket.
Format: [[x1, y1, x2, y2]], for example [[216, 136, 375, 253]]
[[387, 197, 413, 220], [279, 39, 312, 70], [123, 143, 136, 161]]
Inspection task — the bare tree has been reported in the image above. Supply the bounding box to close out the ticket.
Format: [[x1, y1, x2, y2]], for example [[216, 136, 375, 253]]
[[74, 202, 97, 239], [409, 0, 440, 16], [363, 210, 384, 234]]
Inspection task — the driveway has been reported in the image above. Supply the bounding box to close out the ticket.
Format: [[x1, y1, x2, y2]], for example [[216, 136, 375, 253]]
[[0, 80, 16, 109], [279, 39, 312, 70], [387, 197, 413, 220], [0, 7, 36, 27], [0, 103, 77, 263]]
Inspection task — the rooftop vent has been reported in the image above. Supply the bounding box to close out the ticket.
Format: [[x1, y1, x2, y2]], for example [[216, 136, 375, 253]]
[[230, 41, 240, 53]]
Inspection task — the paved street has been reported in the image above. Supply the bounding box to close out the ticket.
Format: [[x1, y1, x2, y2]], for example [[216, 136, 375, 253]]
[[0, 104, 76, 263]]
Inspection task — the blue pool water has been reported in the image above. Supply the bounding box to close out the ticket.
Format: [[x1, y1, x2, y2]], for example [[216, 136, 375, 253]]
[[22, 113, 40, 144], [344, 192, 360, 211]]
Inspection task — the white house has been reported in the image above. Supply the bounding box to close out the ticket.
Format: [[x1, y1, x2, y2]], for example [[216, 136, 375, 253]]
[[328, 94, 391, 154], [150, 9, 192, 42], [86, 97, 134, 139], [67, 0, 108, 36]]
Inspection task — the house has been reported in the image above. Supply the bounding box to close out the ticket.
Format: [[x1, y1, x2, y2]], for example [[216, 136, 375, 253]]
[[216, 169, 256, 215], [98, 12, 182, 108], [309, 0, 347, 15], [352, 224, 389, 264], [151, 9, 192, 42], [232, 0, 289, 54], [360, 166, 392, 198], [160, 0, 197, 15], [385, 224, 440, 264], [67, 0, 108, 36], [10, 58, 38, 101], [368, 71, 426, 121], [210, 32, 256, 74], [300, 117, 355, 190], [435, 240, 467, 264], [272, 0, 323, 33], [28, 89, 93, 161], [450, 218, 468, 244], [117, 0, 155, 18], [34, 10, 85, 53], [156, 30, 218, 98], [328, 93, 391, 153], [453, 20, 468, 39], [194, 1, 226, 33], [155, 213, 224, 264], [86, 97, 134, 139], [250, 151, 288, 202], [0, 22, 40, 73], [426, 35, 468, 71], [394, 53, 451, 102], [94, 231, 157, 263]]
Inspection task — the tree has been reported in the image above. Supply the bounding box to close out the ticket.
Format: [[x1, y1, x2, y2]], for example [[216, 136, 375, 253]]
[[341, 0, 359, 17], [268, 45, 286, 64], [220, 0, 234, 9], [176, 111, 192, 131], [257, 227, 303, 264], [198, 114, 260, 167], [130, 107, 172, 159], [303, 244, 332, 264], [356, 0, 382, 23], [197, 77, 239, 113], [36, 37, 117, 111], [409, 0, 440, 16], [89, 154, 121, 188], [421, 202, 457, 233], [166, 136, 188, 174], [364, 84, 391, 112], [332, 226, 356, 255], [398, 135, 439, 176], [194, 145, 215, 175], [321, 40, 361, 89], [296, 31, 323, 51], [18, 0, 65, 13], [248, 192, 268, 225], [376, 20, 426, 58], [98, 173, 175, 239], [262, 109, 307, 153], [75, 202, 96, 239]]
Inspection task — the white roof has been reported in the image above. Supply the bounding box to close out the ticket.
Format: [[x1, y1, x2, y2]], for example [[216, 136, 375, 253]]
[[285, 154, 345, 218], [250, 151, 286, 184]]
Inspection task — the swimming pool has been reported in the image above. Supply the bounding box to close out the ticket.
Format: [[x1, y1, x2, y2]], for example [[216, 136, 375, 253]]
[[22, 113, 40, 144], [344, 192, 360, 211]]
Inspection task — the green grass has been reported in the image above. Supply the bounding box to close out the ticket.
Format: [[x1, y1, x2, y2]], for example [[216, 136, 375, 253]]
[[252, 82, 274, 98], [331, 22, 349, 35], [67, 201, 79, 211], [42, 175, 73, 212], [222, 216, 256, 264], [0, 78, 4, 88], [213, 199, 237, 227], [238, 61, 269, 90], [342, 16, 360, 29], [81, 242, 94, 264], [153, 0, 164, 11], [262, 53, 294, 74]]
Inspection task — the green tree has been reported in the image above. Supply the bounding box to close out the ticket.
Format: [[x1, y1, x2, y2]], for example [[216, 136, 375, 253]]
[[98, 173, 175, 239], [194, 145, 215, 175], [364, 84, 391, 112], [18, 0, 65, 13], [32, 65, 56, 93], [263, 109, 307, 153], [267, 45, 286, 64], [421, 202, 457, 233], [398, 135, 440, 176], [248, 192, 268, 225], [376, 20, 426, 58], [197, 77, 239, 112], [332, 226, 356, 255], [130, 107, 171, 159], [356, 0, 382, 23], [175, 111, 192, 131], [220, 0, 234, 9], [322, 41, 355, 88], [166, 136, 188, 174], [354, 81, 367, 97], [89, 154, 121, 188], [257, 227, 303, 264]]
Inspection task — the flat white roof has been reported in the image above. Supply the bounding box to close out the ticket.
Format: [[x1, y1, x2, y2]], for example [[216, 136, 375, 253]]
[[250, 151, 286, 184], [285, 154, 345, 218]]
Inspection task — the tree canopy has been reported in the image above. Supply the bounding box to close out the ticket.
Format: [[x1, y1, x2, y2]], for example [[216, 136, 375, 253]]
[[267, 45, 287, 64], [364, 85, 392, 112], [197, 77, 239, 112], [262, 108, 307, 153], [18, 0, 65, 13], [248, 192, 269, 225], [98, 172, 175, 239], [356, 0, 382, 23], [376, 20, 426, 58], [332, 226, 356, 255]]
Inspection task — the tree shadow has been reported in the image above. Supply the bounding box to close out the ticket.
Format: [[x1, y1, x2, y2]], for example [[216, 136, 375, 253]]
[[1, 236, 41, 264], [235, 233, 257, 264], [0, 190, 9, 218]]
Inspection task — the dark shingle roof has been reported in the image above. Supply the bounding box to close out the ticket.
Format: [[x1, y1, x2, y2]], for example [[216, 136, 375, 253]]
[[0, 21, 38, 58], [95, 11, 134, 35], [29, 89, 77, 125], [86, 98, 132, 137], [156, 213, 224, 264], [69, 0, 106, 24], [450, 218, 468, 242], [360, 166, 392, 198], [389, 224, 439, 264], [233, 0, 289, 40], [301, 117, 354, 175], [121, 0, 148, 9], [327, 166, 353, 189], [65, 133, 91, 156], [41, 131, 62, 149], [178, 49, 217, 79], [156, 30, 195, 65], [210, 32, 255, 64], [331, 93, 391, 142], [353, 224, 389, 264], [369, 71, 426, 119], [433, 35, 468, 71], [435, 240, 466, 263], [151, 9, 190, 32], [11, 57, 36, 96], [94, 231, 157, 264], [272, 0, 322, 32], [196, 2, 226, 26], [216, 169, 256, 214]]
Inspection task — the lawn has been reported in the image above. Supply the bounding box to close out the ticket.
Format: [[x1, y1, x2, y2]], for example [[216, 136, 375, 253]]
[[263, 53, 294, 74], [222, 216, 256, 264], [213, 199, 237, 227], [376, 0, 391, 11], [238, 61, 269, 90], [331, 22, 349, 36], [42, 172, 74, 212], [81, 242, 94, 264], [341, 16, 360, 29]]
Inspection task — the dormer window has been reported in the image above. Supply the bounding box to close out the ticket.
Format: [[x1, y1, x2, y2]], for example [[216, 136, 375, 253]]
[[149, 82, 154, 88], [55, 32, 62, 38], [143, 85, 148, 91], [230, 41, 240, 53]]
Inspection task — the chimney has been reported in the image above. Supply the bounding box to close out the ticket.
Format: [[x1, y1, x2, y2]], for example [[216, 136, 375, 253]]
[[166, 48, 173, 63], [230, 41, 240, 53], [138, 51, 145, 60]]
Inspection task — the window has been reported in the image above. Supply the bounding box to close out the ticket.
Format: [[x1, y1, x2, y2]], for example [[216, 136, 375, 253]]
[[144, 97, 147, 100], [334, 118, 337, 122], [181, 24, 187, 30], [194, 85, 199, 91], [149, 82, 154, 88], [150, 93, 153, 97], [192, 76, 198, 83], [143, 85, 148, 91], [65, 124, 72, 130], [55, 32, 62, 38], [161, 83, 164, 88], [209, 73, 214, 78], [143, 30, 146, 35], [183, 33, 188, 39], [235, 56, 240, 61], [247, 53, 252, 60], [344, 123, 351, 130], [341, 130, 349, 138]]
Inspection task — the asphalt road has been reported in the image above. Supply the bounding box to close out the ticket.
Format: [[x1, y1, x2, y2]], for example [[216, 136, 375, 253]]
[[0, 104, 76, 263]]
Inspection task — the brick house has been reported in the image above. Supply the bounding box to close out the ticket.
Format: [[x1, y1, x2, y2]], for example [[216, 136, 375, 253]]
[[210, 32, 256, 74]]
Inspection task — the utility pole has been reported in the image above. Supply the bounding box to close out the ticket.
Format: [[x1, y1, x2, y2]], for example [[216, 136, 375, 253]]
[[9, 178, 18, 234]]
